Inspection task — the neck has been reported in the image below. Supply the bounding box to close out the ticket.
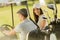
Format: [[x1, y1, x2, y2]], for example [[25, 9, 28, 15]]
[[21, 17, 26, 21]]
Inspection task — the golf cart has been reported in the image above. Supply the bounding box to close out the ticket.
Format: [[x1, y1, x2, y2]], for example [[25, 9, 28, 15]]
[[0, 0, 60, 40]]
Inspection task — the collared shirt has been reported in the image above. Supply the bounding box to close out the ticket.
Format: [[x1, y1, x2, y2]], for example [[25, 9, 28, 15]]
[[14, 18, 37, 40]]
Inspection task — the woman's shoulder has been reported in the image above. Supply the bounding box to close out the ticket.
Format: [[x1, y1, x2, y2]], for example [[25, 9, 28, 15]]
[[41, 14, 47, 19], [39, 14, 47, 19]]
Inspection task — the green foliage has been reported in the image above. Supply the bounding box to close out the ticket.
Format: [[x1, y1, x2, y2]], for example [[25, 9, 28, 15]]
[[45, 0, 60, 4]]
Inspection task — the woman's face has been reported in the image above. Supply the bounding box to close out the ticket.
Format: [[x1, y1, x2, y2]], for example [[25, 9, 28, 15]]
[[34, 8, 40, 16]]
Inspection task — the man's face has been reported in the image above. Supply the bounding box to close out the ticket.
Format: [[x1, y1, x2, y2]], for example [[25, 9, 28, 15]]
[[17, 13, 24, 21]]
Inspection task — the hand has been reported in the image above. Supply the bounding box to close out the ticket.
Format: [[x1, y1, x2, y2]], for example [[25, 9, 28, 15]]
[[3, 30, 10, 36]]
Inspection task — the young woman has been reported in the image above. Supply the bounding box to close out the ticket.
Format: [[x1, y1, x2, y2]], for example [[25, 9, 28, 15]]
[[33, 4, 57, 40], [33, 3, 48, 30]]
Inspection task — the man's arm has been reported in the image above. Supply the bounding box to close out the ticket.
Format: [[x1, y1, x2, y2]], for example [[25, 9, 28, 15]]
[[3, 24, 22, 36], [3, 29, 16, 36]]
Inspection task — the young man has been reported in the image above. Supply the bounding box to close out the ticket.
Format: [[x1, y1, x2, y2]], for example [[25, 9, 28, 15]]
[[3, 8, 37, 40]]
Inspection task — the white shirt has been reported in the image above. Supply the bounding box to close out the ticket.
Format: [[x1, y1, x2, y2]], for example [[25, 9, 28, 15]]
[[14, 18, 37, 40], [37, 14, 48, 30]]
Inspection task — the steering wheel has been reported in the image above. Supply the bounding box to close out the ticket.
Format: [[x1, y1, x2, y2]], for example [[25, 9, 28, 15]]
[[0, 24, 14, 35], [0, 24, 18, 40]]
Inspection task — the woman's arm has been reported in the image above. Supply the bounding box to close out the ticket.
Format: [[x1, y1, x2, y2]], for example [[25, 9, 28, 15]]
[[40, 20, 46, 29]]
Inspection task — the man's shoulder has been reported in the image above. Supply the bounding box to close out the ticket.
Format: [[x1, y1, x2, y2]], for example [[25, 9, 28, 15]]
[[18, 19, 36, 27], [18, 19, 30, 26]]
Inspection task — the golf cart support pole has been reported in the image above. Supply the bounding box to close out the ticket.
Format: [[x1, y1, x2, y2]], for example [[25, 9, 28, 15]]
[[25, 0, 30, 18], [25, 0, 39, 29], [53, 0, 58, 23], [11, 3, 14, 27]]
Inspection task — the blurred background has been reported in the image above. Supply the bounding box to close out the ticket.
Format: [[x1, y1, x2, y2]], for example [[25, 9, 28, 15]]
[[0, 0, 60, 27]]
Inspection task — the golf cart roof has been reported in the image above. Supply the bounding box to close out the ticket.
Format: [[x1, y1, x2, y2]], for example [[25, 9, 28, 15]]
[[0, 0, 26, 3]]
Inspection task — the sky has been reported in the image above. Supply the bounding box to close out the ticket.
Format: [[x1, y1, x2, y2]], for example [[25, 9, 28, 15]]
[[39, 0, 46, 6]]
